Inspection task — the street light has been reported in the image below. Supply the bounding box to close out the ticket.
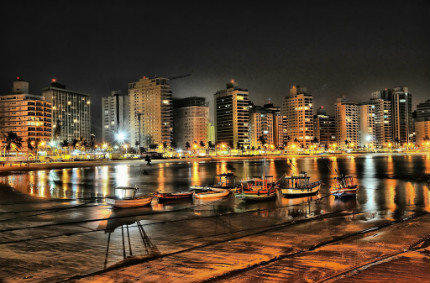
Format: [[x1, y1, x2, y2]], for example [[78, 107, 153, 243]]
[[115, 132, 127, 154]]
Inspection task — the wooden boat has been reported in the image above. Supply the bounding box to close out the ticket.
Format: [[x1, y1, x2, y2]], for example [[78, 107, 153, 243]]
[[106, 187, 153, 209], [190, 173, 240, 192], [330, 175, 358, 198], [193, 189, 230, 199], [281, 172, 322, 197], [154, 191, 193, 202], [235, 176, 279, 201]]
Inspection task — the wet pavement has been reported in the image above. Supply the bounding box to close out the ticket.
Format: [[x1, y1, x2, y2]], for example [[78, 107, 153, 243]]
[[0, 153, 429, 282]]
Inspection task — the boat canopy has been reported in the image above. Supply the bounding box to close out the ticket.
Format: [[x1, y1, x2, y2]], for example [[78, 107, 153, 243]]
[[114, 186, 138, 199]]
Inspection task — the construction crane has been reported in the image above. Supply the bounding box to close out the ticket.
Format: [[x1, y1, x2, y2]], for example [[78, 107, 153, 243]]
[[167, 74, 191, 80]]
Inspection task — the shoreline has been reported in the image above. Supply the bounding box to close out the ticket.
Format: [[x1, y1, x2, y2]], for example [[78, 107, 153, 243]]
[[0, 152, 427, 173]]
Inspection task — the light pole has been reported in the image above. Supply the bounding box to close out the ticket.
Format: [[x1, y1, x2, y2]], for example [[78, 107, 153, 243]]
[[115, 132, 125, 154]]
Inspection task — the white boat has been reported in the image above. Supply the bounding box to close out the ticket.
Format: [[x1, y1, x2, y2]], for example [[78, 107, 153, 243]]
[[281, 172, 322, 198], [190, 173, 239, 192], [193, 189, 230, 199], [106, 187, 153, 209]]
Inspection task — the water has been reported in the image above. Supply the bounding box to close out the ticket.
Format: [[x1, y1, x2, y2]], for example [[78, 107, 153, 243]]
[[0, 153, 429, 282], [1, 154, 429, 219]]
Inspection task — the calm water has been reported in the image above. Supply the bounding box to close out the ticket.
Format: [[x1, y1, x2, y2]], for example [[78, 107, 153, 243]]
[[1, 153, 430, 220]]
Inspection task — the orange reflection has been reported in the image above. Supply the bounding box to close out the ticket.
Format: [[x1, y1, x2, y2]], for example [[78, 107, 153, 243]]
[[216, 161, 228, 175], [37, 171, 47, 197], [191, 162, 200, 187], [384, 178, 397, 217], [404, 182, 416, 207], [158, 163, 165, 192], [268, 159, 277, 180]]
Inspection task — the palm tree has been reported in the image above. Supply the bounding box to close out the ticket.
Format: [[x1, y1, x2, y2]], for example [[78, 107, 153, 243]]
[[171, 140, 177, 150], [259, 135, 266, 148], [62, 140, 70, 154], [199, 141, 205, 148], [185, 141, 191, 151], [3, 132, 23, 158], [72, 139, 79, 150]]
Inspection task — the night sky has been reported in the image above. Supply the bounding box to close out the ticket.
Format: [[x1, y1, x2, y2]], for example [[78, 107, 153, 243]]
[[1, 1, 429, 139]]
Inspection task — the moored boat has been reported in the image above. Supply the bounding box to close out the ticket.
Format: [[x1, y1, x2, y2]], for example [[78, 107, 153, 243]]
[[330, 175, 358, 198], [281, 172, 322, 198], [193, 189, 230, 199], [106, 187, 153, 209], [235, 176, 279, 201], [190, 173, 240, 192], [154, 191, 194, 202]]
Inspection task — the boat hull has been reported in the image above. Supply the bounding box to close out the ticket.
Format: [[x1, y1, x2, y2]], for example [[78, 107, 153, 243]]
[[193, 190, 230, 199], [281, 185, 320, 198], [235, 191, 278, 201], [331, 187, 358, 198], [155, 192, 193, 202], [106, 196, 153, 209]]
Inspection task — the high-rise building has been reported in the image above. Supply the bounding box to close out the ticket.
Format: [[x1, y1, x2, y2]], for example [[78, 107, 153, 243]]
[[358, 102, 375, 147], [0, 78, 52, 151], [128, 76, 173, 148], [369, 87, 413, 144], [102, 90, 130, 144], [249, 102, 283, 149], [335, 97, 359, 147], [415, 99, 430, 121], [370, 91, 392, 145], [415, 99, 430, 147], [207, 121, 215, 145], [313, 107, 336, 148], [391, 87, 413, 144], [43, 79, 91, 142], [173, 97, 209, 149], [282, 86, 313, 147], [214, 81, 250, 149]]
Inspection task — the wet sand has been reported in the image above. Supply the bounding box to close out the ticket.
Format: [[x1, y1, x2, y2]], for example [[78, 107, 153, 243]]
[[71, 213, 430, 283]]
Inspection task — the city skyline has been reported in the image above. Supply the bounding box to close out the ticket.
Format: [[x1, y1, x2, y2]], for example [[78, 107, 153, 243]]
[[1, 1, 429, 138]]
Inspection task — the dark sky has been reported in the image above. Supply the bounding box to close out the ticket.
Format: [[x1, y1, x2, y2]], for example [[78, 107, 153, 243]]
[[1, 0, 429, 138]]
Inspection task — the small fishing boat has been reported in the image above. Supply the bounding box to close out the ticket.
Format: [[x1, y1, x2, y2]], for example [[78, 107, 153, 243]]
[[281, 172, 322, 198], [193, 189, 230, 199], [106, 187, 153, 209], [330, 175, 358, 198], [154, 191, 194, 202], [235, 176, 279, 201], [190, 173, 240, 192]]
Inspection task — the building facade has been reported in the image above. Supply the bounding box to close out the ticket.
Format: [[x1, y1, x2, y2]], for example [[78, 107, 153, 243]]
[[391, 87, 413, 144], [173, 97, 209, 149], [43, 80, 91, 142], [415, 99, 430, 147], [102, 91, 129, 144], [358, 102, 375, 147], [214, 81, 250, 149], [370, 91, 392, 146], [0, 79, 52, 151], [335, 97, 359, 147], [313, 107, 336, 148], [128, 77, 173, 148], [249, 103, 284, 149], [282, 86, 313, 147]]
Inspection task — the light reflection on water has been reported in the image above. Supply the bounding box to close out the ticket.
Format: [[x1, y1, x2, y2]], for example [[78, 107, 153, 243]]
[[1, 154, 429, 219]]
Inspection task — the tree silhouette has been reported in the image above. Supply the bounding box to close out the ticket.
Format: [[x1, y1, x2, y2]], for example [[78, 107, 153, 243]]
[[185, 141, 191, 150], [3, 132, 23, 156], [200, 141, 205, 147], [259, 135, 266, 147]]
